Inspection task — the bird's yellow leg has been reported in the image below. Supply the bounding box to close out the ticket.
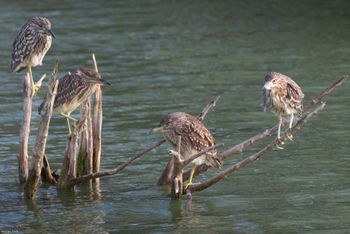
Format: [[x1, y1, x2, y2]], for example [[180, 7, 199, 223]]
[[60, 112, 78, 122], [28, 65, 39, 93], [59, 113, 77, 135], [185, 165, 196, 190], [66, 117, 72, 135]]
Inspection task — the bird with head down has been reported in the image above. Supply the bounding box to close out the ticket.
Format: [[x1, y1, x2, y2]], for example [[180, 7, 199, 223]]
[[263, 71, 304, 141], [153, 112, 222, 188]]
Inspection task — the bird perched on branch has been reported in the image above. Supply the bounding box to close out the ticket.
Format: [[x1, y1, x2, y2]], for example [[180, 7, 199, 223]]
[[153, 112, 222, 188], [262, 71, 304, 140], [11, 17, 55, 92], [38, 67, 110, 135]]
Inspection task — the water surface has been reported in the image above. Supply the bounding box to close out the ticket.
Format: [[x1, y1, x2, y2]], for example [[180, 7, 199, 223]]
[[0, 0, 349, 233]]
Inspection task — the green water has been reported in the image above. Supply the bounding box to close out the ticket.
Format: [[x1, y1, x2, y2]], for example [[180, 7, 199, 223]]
[[0, 0, 349, 233]]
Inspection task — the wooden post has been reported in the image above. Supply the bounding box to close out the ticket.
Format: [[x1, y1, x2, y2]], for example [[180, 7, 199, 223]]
[[92, 54, 102, 173], [170, 136, 184, 200], [78, 99, 93, 176], [24, 65, 58, 199], [41, 154, 57, 184], [18, 73, 32, 183], [57, 121, 85, 189]]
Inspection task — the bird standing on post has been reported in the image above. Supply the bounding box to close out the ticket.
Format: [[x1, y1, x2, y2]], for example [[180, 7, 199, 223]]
[[153, 112, 222, 188], [11, 17, 55, 92], [38, 67, 110, 135], [262, 72, 304, 140]]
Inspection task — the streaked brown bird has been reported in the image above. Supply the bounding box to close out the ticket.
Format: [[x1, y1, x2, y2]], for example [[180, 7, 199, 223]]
[[153, 112, 222, 188], [38, 67, 110, 135], [11, 17, 55, 92], [262, 71, 304, 140]]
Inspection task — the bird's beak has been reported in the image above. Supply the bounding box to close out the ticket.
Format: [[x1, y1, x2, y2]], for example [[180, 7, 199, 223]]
[[99, 78, 111, 86], [264, 81, 272, 90], [48, 29, 56, 39], [152, 125, 165, 133]]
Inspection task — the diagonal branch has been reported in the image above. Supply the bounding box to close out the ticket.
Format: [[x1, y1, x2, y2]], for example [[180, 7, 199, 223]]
[[157, 96, 221, 185], [183, 75, 348, 181], [182, 143, 224, 166], [69, 140, 166, 185], [188, 102, 326, 193]]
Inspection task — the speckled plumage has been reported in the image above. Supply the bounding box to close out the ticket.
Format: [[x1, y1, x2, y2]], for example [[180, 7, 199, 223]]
[[158, 112, 222, 168], [11, 17, 54, 72], [38, 67, 103, 116], [262, 72, 304, 139], [263, 72, 304, 117]]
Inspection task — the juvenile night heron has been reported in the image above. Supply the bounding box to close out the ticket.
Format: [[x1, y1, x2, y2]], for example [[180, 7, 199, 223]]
[[263, 71, 304, 140], [11, 17, 55, 92], [38, 67, 110, 135], [153, 112, 222, 188]]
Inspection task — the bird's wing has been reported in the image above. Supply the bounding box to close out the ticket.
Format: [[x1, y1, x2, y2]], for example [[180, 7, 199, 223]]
[[53, 73, 86, 109], [176, 118, 217, 153], [286, 81, 304, 113]]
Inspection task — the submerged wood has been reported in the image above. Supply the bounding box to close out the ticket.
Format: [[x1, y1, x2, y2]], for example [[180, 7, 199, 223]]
[[57, 121, 85, 189], [157, 96, 221, 186], [92, 53, 102, 173], [41, 154, 57, 184], [18, 74, 32, 184], [24, 65, 58, 199], [170, 136, 183, 199], [188, 103, 326, 193], [69, 140, 166, 185], [78, 99, 93, 176], [182, 75, 349, 181]]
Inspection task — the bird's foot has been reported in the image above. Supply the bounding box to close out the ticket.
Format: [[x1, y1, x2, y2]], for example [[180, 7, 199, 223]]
[[31, 84, 40, 96], [184, 182, 193, 190], [286, 132, 294, 141], [276, 138, 285, 149]]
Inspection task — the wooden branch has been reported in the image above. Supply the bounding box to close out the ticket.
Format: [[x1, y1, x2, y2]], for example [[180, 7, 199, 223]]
[[157, 96, 221, 185], [41, 154, 57, 184], [197, 96, 220, 122], [183, 75, 349, 181], [18, 73, 47, 184], [188, 102, 326, 193], [182, 143, 224, 166], [171, 136, 184, 199], [78, 99, 93, 176], [304, 75, 348, 110], [57, 121, 86, 189], [18, 74, 32, 183], [24, 64, 58, 199], [69, 140, 166, 185], [92, 53, 102, 173]]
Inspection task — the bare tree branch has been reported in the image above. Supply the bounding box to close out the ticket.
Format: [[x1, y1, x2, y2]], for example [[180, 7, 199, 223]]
[[18, 73, 47, 184], [188, 102, 326, 193], [197, 96, 220, 122], [92, 53, 103, 173], [183, 75, 349, 181], [24, 64, 58, 199], [69, 140, 166, 185]]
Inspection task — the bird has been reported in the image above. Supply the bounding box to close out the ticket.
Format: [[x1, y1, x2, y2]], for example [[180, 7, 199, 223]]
[[262, 71, 304, 140], [11, 17, 55, 92], [38, 67, 110, 135], [152, 112, 222, 188]]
